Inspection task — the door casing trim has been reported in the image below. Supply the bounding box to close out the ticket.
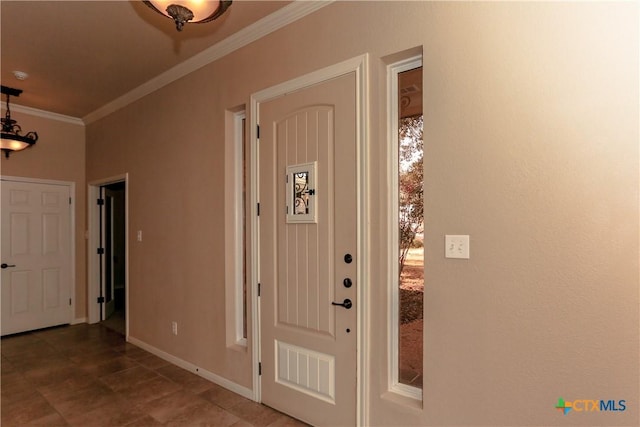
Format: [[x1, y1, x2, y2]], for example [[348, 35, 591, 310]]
[[87, 174, 129, 338], [250, 54, 370, 426]]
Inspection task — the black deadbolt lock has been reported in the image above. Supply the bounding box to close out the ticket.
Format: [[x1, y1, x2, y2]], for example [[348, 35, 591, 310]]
[[343, 278, 352, 288], [344, 254, 353, 264]]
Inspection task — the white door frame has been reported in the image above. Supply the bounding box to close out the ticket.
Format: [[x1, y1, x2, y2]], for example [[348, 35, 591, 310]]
[[87, 174, 129, 337], [0, 175, 76, 325], [249, 54, 370, 425]]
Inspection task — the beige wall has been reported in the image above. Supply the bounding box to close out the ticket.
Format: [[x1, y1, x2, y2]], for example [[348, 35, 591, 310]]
[[86, 1, 639, 425], [0, 111, 86, 320]]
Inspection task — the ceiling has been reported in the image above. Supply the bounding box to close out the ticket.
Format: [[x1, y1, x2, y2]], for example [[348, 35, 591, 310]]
[[0, 1, 292, 119]]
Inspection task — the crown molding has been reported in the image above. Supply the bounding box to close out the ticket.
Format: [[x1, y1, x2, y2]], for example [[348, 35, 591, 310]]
[[1, 104, 84, 126], [83, 0, 334, 125]]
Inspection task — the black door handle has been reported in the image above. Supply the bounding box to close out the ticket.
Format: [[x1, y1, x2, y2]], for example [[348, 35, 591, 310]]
[[331, 298, 352, 309], [1, 263, 16, 269]]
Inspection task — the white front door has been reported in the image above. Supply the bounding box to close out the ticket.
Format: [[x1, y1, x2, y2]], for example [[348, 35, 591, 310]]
[[1, 179, 73, 335], [259, 73, 358, 426]]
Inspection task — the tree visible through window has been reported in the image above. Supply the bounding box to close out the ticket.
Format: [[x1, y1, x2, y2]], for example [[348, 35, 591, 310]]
[[397, 67, 423, 389]]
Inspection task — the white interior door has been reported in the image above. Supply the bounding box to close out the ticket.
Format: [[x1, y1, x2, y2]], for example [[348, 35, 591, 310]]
[[259, 72, 358, 426], [101, 188, 116, 320], [1, 179, 72, 335]]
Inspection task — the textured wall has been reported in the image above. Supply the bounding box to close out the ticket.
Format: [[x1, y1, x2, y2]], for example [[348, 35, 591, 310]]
[[86, 1, 639, 425]]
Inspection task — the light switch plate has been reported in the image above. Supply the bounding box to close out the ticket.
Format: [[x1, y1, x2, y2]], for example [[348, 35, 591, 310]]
[[445, 235, 470, 259]]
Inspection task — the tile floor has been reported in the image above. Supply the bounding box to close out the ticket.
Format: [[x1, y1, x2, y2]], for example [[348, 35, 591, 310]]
[[1, 324, 307, 426]]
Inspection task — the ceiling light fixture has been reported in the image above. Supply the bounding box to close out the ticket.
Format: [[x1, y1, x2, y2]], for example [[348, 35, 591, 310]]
[[143, 0, 232, 32], [1, 86, 38, 159]]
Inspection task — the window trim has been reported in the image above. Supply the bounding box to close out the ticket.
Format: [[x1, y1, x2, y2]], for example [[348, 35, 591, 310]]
[[233, 110, 247, 346], [387, 55, 423, 400], [225, 108, 248, 349]]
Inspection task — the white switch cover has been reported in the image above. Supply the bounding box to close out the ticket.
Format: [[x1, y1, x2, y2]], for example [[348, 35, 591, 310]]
[[445, 235, 470, 259]]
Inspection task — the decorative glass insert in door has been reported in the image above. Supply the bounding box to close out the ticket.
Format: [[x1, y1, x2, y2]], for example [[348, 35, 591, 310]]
[[286, 161, 317, 223]]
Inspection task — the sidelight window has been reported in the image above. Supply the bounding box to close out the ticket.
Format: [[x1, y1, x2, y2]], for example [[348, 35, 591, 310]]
[[225, 108, 248, 348], [388, 56, 424, 399]]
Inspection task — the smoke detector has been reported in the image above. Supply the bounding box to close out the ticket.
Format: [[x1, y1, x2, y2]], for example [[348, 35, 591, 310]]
[[12, 71, 29, 81]]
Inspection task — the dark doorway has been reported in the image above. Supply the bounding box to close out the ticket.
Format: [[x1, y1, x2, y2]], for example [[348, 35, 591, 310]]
[[100, 181, 126, 335]]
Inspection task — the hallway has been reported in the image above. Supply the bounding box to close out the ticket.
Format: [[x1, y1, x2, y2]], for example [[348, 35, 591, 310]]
[[1, 324, 305, 426]]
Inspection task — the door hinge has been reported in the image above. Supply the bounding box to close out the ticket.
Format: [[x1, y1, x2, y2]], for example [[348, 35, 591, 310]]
[[257, 203, 260, 216], [69, 197, 72, 205], [97, 247, 104, 255], [69, 298, 72, 306], [258, 362, 262, 376], [97, 296, 105, 304], [258, 283, 261, 297], [97, 198, 104, 205], [256, 124, 260, 139]]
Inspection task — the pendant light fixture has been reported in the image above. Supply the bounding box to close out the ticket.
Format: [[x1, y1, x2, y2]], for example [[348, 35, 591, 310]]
[[143, 0, 232, 32], [1, 86, 38, 159]]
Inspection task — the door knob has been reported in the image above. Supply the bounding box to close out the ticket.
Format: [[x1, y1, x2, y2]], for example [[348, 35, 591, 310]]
[[1, 263, 16, 269], [331, 298, 352, 309]]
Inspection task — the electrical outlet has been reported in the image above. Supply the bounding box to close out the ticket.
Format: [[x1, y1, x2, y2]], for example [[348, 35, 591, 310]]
[[171, 321, 178, 335], [445, 235, 470, 259]]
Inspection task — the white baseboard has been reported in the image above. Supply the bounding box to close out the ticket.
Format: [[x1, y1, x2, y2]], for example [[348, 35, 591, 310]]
[[127, 336, 254, 401], [71, 317, 87, 325]]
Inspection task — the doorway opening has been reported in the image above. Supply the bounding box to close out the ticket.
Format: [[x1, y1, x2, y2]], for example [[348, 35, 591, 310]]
[[99, 181, 126, 335]]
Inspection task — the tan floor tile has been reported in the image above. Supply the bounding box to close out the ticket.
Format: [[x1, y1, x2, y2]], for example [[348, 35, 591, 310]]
[[1, 356, 16, 374], [100, 365, 159, 391], [37, 373, 102, 399], [8, 354, 72, 373], [2, 383, 42, 406], [65, 395, 147, 427], [229, 420, 255, 427], [22, 363, 79, 388], [59, 339, 118, 358], [1, 324, 307, 427], [116, 344, 154, 361], [229, 400, 281, 427], [156, 363, 215, 393], [25, 411, 69, 426], [136, 353, 170, 370], [165, 401, 241, 427], [3, 342, 65, 370], [199, 383, 252, 410], [117, 375, 182, 406], [266, 414, 311, 427], [137, 389, 210, 423], [81, 355, 140, 377], [48, 382, 120, 420], [69, 347, 122, 365], [1, 391, 59, 426], [1, 371, 32, 394], [123, 415, 165, 426], [227, 401, 284, 427], [0, 335, 47, 357]]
